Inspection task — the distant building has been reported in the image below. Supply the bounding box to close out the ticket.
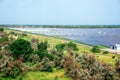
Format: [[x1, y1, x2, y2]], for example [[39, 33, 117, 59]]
[[110, 44, 120, 50]]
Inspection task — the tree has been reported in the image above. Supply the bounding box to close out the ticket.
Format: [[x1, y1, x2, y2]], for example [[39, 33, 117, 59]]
[[91, 46, 100, 53], [9, 39, 33, 60]]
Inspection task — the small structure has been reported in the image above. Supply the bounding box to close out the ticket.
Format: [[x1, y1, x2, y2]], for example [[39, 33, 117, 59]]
[[110, 44, 120, 50]]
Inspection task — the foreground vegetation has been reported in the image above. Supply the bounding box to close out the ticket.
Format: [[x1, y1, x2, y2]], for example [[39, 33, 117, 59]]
[[0, 28, 120, 80]]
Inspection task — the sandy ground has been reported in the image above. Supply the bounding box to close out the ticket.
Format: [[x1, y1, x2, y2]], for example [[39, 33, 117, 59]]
[[102, 49, 120, 54]]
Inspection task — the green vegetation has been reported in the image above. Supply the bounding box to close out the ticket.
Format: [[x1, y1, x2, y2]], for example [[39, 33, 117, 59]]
[[0, 28, 119, 80], [115, 59, 120, 74], [55, 43, 66, 52], [0, 37, 9, 43], [55, 41, 78, 52], [9, 39, 33, 60], [103, 51, 109, 54], [36, 40, 54, 61], [66, 41, 79, 51], [0, 28, 4, 32], [91, 45, 100, 53], [0, 44, 1, 50], [65, 53, 120, 80]]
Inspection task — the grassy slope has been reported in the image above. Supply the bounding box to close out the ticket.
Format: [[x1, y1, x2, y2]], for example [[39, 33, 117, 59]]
[[23, 69, 70, 80], [1, 69, 70, 80], [4, 29, 119, 80]]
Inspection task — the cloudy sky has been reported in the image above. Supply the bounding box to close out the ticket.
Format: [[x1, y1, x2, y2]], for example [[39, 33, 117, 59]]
[[0, 0, 120, 25]]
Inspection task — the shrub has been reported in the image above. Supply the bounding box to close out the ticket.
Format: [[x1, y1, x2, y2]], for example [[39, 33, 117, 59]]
[[75, 54, 119, 80], [0, 54, 2, 59], [66, 41, 79, 51], [0, 37, 8, 43], [0, 44, 1, 50], [37, 40, 54, 60], [38, 40, 48, 51], [55, 42, 78, 52], [40, 57, 54, 72], [1, 62, 24, 78], [55, 43, 66, 52], [9, 39, 33, 60], [21, 33, 27, 37], [10, 31, 15, 35], [103, 51, 109, 54], [115, 59, 120, 74], [37, 50, 54, 61], [64, 53, 120, 80], [0, 28, 4, 32], [112, 56, 115, 59], [91, 46, 100, 53]]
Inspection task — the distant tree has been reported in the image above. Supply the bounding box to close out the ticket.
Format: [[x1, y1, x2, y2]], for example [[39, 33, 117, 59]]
[[9, 39, 33, 60], [91, 46, 100, 53]]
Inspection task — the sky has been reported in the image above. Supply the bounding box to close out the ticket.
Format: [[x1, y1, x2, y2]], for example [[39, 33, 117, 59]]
[[0, 0, 120, 25]]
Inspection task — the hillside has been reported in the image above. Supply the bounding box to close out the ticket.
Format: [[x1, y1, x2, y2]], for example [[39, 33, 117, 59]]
[[0, 28, 119, 80]]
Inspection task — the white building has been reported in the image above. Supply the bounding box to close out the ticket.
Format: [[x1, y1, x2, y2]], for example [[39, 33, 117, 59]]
[[110, 44, 120, 50]]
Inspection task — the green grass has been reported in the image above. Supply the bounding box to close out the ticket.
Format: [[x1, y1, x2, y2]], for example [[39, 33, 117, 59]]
[[0, 69, 70, 80], [23, 69, 70, 80]]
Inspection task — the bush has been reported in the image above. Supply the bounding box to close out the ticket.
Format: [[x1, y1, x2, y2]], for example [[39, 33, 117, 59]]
[[75, 54, 119, 80], [0, 44, 1, 50], [55, 42, 79, 52], [64, 53, 120, 80], [37, 40, 54, 60], [38, 40, 48, 51], [0, 37, 8, 43], [55, 43, 66, 52], [0, 28, 4, 32], [66, 42, 79, 51], [112, 56, 115, 59], [91, 46, 100, 53], [1, 62, 24, 78], [21, 33, 27, 37], [37, 50, 54, 61], [115, 59, 120, 74], [40, 57, 54, 72], [9, 39, 33, 60], [103, 51, 109, 54]]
